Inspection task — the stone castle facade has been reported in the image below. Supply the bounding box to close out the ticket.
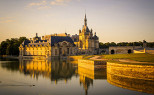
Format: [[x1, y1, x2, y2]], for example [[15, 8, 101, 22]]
[[19, 14, 99, 58], [72, 14, 99, 54]]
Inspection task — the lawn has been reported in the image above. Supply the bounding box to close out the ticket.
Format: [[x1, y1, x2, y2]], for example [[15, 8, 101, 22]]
[[101, 53, 154, 63]]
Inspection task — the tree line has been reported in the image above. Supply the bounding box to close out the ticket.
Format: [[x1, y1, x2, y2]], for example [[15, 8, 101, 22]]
[[0, 37, 27, 56], [0, 37, 154, 55], [99, 42, 154, 49]]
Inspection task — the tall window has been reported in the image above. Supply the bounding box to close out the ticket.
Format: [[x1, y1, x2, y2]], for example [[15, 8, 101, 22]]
[[59, 48, 62, 55], [80, 41, 82, 48], [67, 48, 69, 54], [55, 49, 57, 55], [70, 48, 72, 54]]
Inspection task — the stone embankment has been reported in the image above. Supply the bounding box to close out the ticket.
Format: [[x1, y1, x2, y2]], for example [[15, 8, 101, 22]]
[[67, 56, 83, 61], [107, 62, 154, 80], [107, 73, 154, 94], [78, 59, 106, 70], [107, 62, 154, 94]]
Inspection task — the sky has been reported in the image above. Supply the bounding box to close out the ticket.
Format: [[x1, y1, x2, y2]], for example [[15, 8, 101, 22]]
[[0, 0, 154, 43]]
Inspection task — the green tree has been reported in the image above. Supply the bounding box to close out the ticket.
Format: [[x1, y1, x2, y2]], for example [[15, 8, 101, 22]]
[[0, 41, 8, 55], [0, 37, 27, 56]]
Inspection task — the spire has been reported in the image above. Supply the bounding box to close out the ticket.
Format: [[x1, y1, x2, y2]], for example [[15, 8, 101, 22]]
[[36, 33, 38, 37], [84, 14, 87, 26]]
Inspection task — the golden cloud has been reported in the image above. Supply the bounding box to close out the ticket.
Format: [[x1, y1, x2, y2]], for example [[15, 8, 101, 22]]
[[0, 17, 15, 23], [26, 0, 51, 9], [50, 0, 72, 5], [28, 0, 47, 7], [26, 0, 80, 9]]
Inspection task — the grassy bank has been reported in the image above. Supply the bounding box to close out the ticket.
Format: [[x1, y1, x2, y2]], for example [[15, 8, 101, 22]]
[[102, 53, 154, 63]]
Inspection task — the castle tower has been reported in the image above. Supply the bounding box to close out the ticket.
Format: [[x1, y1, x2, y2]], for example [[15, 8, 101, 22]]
[[76, 14, 99, 54], [143, 40, 147, 48], [84, 14, 87, 26]]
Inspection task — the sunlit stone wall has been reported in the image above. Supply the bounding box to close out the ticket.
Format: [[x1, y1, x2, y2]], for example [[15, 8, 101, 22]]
[[68, 56, 83, 61], [107, 62, 154, 80], [78, 59, 106, 70], [107, 62, 154, 94]]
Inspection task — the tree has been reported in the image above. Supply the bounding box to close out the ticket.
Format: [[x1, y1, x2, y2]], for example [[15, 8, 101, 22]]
[[99, 41, 154, 49], [0, 41, 8, 55], [0, 37, 27, 56], [19, 37, 27, 44]]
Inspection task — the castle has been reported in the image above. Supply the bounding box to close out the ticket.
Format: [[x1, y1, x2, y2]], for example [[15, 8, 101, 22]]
[[19, 14, 99, 58], [72, 14, 99, 54]]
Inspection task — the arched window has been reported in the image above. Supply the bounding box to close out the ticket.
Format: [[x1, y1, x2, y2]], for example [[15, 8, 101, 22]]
[[67, 48, 69, 55], [59, 48, 62, 55], [111, 50, 115, 54], [63, 42, 67, 46], [128, 49, 132, 54], [55, 49, 57, 55], [80, 41, 82, 48]]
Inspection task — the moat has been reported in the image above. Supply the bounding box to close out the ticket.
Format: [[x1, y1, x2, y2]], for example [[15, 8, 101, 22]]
[[0, 58, 153, 95]]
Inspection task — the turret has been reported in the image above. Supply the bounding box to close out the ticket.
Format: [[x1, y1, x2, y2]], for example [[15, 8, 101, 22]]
[[36, 33, 38, 37], [79, 29, 81, 34], [143, 40, 147, 48], [84, 14, 87, 26]]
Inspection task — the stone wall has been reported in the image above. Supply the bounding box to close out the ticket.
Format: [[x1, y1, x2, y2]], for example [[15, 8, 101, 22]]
[[78, 59, 106, 70], [109, 46, 134, 54], [67, 56, 83, 61], [107, 73, 154, 94], [109, 46, 143, 54], [107, 62, 154, 80], [107, 62, 154, 94]]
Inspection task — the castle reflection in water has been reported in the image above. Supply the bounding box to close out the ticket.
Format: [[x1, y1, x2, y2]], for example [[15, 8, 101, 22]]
[[6, 59, 152, 95], [19, 59, 106, 95], [19, 59, 77, 84]]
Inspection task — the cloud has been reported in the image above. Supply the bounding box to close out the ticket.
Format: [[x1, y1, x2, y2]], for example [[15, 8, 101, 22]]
[[38, 6, 51, 10], [28, 0, 47, 7], [0, 17, 12, 20], [27, 0, 51, 9], [0, 17, 15, 23], [4, 20, 14, 23], [50, 0, 72, 5], [26, 0, 80, 9]]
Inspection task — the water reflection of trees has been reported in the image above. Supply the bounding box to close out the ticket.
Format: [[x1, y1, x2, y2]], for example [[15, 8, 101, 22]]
[[0, 61, 19, 71], [19, 59, 77, 83]]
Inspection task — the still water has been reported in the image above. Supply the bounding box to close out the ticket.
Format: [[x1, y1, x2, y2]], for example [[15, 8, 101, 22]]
[[0, 58, 153, 95]]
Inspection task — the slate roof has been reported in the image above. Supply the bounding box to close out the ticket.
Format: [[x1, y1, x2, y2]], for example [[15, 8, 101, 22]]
[[93, 35, 99, 40], [22, 40, 48, 47], [22, 40, 30, 46], [21, 36, 75, 47], [50, 36, 75, 46]]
